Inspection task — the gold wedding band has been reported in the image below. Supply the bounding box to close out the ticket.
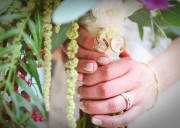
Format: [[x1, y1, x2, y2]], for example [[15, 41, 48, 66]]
[[109, 36, 126, 54], [94, 37, 109, 53], [94, 36, 126, 54]]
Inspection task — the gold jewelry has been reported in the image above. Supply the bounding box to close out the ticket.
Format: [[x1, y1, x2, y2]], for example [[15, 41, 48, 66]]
[[94, 28, 126, 54], [94, 37, 109, 53], [109, 36, 126, 54], [94, 35, 126, 54], [141, 62, 161, 109]]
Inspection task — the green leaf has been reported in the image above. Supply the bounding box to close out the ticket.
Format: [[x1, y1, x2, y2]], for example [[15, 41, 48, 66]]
[[15, 77, 45, 118], [168, 25, 180, 35], [128, 8, 151, 27], [51, 23, 71, 53], [35, 9, 42, 50], [19, 112, 31, 124], [0, 13, 24, 22], [0, 63, 10, 72], [164, 24, 180, 39], [26, 52, 42, 95], [22, 32, 36, 51], [138, 25, 144, 40], [161, 2, 180, 26], [26, 118, 39, 127], [0, 80, 5, 88], [6, 81, 21, 118], [19, 60, 30, 75], [28, 19, 38, 49], [0, 0, 13, 15], [22, 32, 40, 59], [0, 46, 14, 58], [3, 101, 19, 124], [0, 28, 20, 42], [16, 94, 33, 114], [152, 14, 168, 38], [53, 0, 101, 24]]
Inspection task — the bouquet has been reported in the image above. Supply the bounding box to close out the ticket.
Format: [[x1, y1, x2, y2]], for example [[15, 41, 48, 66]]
[[0, 0, 179, 127]]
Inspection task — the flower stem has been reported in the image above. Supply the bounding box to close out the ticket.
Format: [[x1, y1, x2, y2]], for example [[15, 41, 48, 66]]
[[82, 113, 87, 128], [94, 125, 99, 128]]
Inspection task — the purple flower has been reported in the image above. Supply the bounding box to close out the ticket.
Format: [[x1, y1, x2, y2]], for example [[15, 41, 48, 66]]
[[141, 0, 169, 10]]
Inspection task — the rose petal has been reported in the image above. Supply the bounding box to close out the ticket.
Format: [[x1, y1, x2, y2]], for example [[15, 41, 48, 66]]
[[141, 0, 169, 10]]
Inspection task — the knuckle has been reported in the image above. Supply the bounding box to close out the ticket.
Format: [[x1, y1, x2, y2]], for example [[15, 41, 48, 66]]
[[86, 53, 91, 59], [85, 102, 94, 113], [108, 100, 120, 112], [133, 79, 141, 88], [83, 78, 93, 86], [119, 96, 127, 110], [99, 84, 111, 98], [102, 66, 111, 79], [84, 36, 93, 48]]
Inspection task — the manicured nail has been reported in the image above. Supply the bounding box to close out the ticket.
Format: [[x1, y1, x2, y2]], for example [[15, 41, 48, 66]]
[[79, 101, 85, 110], [97, 57, 109, 65], [84, 63, 94, 72], [92, 118, 102, 125], [75, 88, 80, 97]]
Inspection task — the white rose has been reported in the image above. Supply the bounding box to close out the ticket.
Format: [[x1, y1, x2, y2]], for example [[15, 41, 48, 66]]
[[79, 0, 142, 56]]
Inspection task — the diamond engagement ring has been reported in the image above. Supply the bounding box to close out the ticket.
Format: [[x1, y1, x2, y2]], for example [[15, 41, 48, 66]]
[[121, 93, 133, 110]]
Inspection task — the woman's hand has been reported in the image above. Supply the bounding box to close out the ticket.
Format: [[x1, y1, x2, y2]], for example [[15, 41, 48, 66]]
[[61, 27, 180, 127], [77, 57, 158, 127], [61, 27, 158, 127], [61, 27, 110, 81]]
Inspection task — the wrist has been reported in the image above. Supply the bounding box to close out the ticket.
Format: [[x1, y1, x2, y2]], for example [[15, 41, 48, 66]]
[[141, 62, 161, 109], [148, 38, 180, 93]]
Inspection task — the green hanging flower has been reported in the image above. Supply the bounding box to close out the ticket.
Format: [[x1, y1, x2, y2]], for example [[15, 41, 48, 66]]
[[65, 22, 79, 128]]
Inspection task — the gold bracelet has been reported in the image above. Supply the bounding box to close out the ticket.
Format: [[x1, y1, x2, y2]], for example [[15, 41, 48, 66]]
[[141, 62, 161, 109]]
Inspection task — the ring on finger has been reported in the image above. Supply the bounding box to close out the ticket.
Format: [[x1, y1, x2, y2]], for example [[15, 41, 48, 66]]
[[121, 93, 133, 110], [94, 37, 109, 53]]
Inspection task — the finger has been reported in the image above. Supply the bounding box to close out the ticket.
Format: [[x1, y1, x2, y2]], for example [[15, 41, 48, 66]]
[[76, 47, 110, 65], [76, 59, 98, 74], [61, 51, 68, 64], [91, 106, 142, 127], [78, 75, 133, 99], [119, 50, 132, 58], [80, 95, 127, 115], [77, 73, 84, 82], [83, 57, 132, 86], [63, 53, 98, 74], [77, 27, 95, 51], [63, 43, 110, 65], [62, 40, 69, 53]]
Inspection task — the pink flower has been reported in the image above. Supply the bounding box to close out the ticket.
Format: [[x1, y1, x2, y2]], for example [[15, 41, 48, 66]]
[[141, 0, 169, 10]]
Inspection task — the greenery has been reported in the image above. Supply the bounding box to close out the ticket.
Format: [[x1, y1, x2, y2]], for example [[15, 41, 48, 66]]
[[129, 1, 180, 41], [0, 0, 57, 127], [0, 0, 179, 128]]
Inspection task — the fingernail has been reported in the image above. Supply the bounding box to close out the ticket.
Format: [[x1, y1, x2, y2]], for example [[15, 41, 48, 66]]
[[97, 57, 109, 65], [92, 118, 102, 125], [84, 63, 94, 72], [75, 88, 80, 97], [77, 74, 83, 82], [79, 101, 85, 110]]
